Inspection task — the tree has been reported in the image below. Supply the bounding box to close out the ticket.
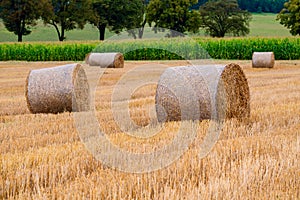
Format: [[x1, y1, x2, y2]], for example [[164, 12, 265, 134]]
[[191, 0, 208, 10], [237, 0, 287, 13], [42, 0, 91, 41], [90, 0, 144, 41], [191, 0, 287, 13], [147, 0, 201, 37], [277, 0, 300, 36], [0, 0, 48, 42], [199, 0, 251, 37]]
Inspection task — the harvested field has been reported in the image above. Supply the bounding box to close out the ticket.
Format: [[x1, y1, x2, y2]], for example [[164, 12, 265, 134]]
[[0, 60, 299, 199]]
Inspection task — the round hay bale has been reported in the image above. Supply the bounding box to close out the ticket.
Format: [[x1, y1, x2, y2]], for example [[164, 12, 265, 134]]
[[155, 63, 250, 122], [26, 64, 90, 114], [252, 52, 275, 68], [85, 52, 124, 68]]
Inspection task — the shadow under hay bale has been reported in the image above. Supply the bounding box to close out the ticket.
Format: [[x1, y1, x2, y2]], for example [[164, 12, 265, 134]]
[[85, 52, 124, 68], [155, 63, 250, 122], [252, 52, 275, 68], [26, 64, 91, 114]]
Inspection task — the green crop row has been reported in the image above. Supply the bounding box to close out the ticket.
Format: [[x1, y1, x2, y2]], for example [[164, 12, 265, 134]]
[[0, 38, 299, 61], [0, 43, 96, 61], [198, 37, 300, 60], [92, 38, 211, 60]]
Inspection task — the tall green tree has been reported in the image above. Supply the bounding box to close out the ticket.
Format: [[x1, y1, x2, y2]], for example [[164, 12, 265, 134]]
[[90, 0, 144, 41], [199, 0, 251, 37], [42, 0, 91, 41], [147, 0, 201, 37], [0, 0, 48, 42], [277, 0, 300, 36]]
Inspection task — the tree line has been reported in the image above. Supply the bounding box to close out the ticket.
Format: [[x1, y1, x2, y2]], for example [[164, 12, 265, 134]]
[[0, 0, 297, 42], [237, 0, 287, 13], [191, 0, 288, 13]]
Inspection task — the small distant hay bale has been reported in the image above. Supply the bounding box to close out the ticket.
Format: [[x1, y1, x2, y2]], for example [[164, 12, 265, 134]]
[[252, 52, 275, 68], [155, 63, 250, 122], [85, 52, 124, 68], [26, 64, 90, 114]]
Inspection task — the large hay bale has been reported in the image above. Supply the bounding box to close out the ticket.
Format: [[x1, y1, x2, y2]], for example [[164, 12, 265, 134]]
[[252, 52, 275, 68], [26, 64, 90, 114], [155, 63, 250, 122], [85, 52, 124, 68]]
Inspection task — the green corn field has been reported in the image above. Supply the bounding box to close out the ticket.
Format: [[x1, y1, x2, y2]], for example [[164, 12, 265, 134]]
[[0, 38, 299, 61]]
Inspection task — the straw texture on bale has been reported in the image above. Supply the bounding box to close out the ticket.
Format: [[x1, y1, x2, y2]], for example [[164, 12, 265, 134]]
[[155, 63, 250, 122], [85, 52, 124, 68], [26, 64, 90, 114], [252, 52, 275, 68]]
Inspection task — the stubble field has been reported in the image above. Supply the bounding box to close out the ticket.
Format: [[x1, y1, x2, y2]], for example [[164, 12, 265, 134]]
[[0, 60, 299, 199]]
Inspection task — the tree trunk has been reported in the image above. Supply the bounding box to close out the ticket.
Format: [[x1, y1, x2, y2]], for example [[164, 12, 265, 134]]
[[18, 33, 22, 42], [18, 19, 26, 42], [131, 31, 137, 39], [138, 19, 147, 39], [98, 24, 106, 41], [52, 21, 62, 41], [219, 31, 225, 37], [59, 22, 65, 41]]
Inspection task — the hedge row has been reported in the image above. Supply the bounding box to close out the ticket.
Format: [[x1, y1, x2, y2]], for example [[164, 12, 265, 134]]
[[0, 38, 299, 61]]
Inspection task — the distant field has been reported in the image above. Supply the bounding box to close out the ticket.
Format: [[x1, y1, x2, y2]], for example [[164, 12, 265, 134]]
[[0, 13, 293, 42], [248, 13, 291, 37], [0, 22, 102, 42]]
